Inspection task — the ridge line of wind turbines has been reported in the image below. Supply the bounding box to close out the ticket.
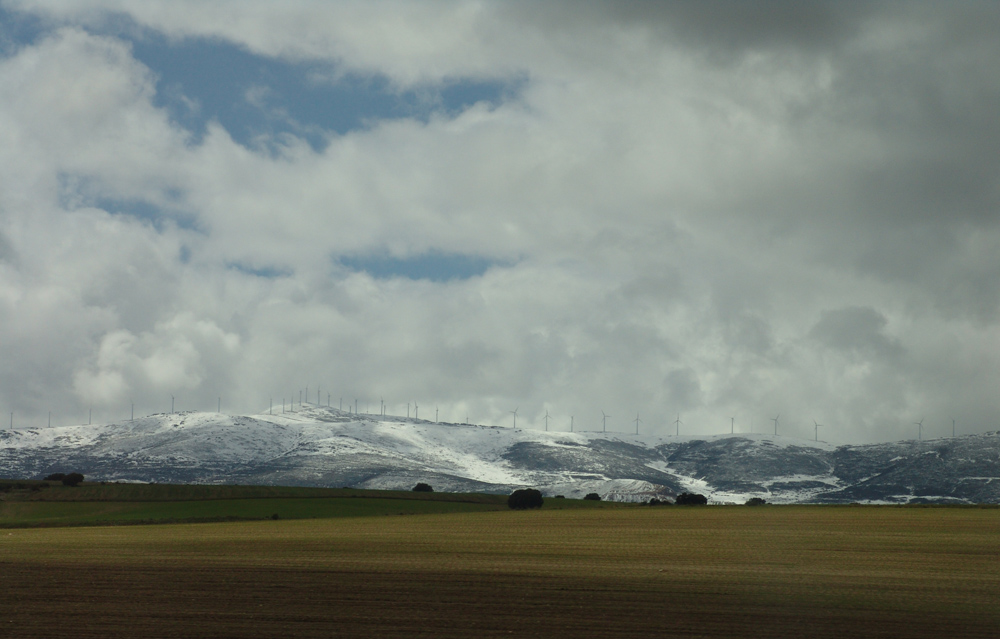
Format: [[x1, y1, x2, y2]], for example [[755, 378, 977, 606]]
[[4, 384, 963, 443]]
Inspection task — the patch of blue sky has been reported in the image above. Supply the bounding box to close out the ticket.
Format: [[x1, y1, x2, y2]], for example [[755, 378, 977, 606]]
[[90, 197, 201, 232], [57, 172, 199, 231], [125, 31, 519, 153], [1, 7, 521, 150], [0, 5, 46, 55], [227, 262, 293, 279], [339, 253, 504, 283]]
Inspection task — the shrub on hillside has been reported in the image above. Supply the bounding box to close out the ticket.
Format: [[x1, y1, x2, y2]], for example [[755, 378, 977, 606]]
[[61, 473, 85, 487], [412, 482, 433, 492], [745, 497, 767, 506], [583, 492, 601, 501], [508, 488, 544, 510], [44, 473, 65, 481], [674, 492, 707, 505]]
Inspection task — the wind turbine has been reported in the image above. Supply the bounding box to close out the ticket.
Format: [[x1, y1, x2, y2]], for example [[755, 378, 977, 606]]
[[674, 413, 682, 436], [570, 415, 574, 432], [171, 395, 175, 414], [381, 396, 384, 416], [814, 420, 822, 442], [952, 418, 956, 438], [730, 416, 735, 434], [634, 412, 641, 435], [914, 417, 923, 441], [544, 410, 550, 432], [414, 403, 419, 419], [771, 414, 779, 436], [510, 407, 518, 429], [602, 410, 610, 433]]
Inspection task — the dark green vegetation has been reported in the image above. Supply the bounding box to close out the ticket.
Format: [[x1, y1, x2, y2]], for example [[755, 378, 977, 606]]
[[507, 487, 543, 509], [1, 504, 997, 638], [0, 481, 617, 527], [675, 492, 709, 505]]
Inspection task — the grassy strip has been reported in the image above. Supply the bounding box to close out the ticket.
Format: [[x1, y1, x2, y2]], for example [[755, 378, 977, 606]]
[[0, 483, 622, 527], [0, 496, 512, 527]]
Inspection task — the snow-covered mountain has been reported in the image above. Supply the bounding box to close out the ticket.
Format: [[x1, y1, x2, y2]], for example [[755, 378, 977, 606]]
[[2, 405, 999, 504]]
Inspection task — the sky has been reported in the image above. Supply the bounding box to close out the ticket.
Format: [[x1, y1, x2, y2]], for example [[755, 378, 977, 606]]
[[0, 1, 997, 444]]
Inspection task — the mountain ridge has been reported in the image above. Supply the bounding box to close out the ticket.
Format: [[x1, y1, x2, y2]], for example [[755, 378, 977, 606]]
[[2, 405, 998, 504]]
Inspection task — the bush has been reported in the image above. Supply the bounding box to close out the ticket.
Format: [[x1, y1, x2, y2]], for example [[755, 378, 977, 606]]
[[745, 497, 767, 506], [674, 492, 707, 505], [649, 498, 673, 506], [554, 495, 565, 499], [508, 488, 544, 510], [412, 483, 433, 492], [44, 473, 65, 481], [583, 492, 601, 501], [61, 473, 84, 487]]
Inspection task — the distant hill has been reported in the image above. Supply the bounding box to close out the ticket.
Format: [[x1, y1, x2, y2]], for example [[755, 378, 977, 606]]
[[2, 405, 998, 504]]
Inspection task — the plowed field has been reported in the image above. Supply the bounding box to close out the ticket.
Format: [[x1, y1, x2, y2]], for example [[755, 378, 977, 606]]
[[2, 506, 998, 638]]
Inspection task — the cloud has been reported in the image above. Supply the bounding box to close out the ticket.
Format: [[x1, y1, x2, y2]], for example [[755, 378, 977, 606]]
[[0, 2, 997, 442]]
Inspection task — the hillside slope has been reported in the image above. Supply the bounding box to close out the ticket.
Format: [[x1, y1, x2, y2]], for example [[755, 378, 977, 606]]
[[2, 405, 998, 503]]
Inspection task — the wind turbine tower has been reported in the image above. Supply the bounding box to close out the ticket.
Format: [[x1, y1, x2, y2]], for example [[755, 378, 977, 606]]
[[602, 410, 610, 433], [544, 410, 550, 432], [510, 407, 518, 429], [814, 420, 822, 442], [674, 413, 682, 437], [730, 416, 735, 434], [634, 412, 641, 435], [914, 418, 923, 441], [771, 414, 780, 436]]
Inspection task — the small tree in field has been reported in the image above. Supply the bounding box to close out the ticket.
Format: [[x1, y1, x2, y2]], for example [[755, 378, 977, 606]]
[[745, 497, 767, 506], [61, 473, 84, 487], [412, 483, 433, 492], [44, 473, 66, 481], [583, 492, 601, 501], [508, 488, 544, 510]]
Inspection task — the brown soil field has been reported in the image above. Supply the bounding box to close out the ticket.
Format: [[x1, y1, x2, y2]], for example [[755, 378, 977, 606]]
[[2, 506, 998, 638]]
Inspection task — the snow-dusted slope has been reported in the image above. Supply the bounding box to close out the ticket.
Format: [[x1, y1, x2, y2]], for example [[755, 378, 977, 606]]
[[2, 406, 999, 503]]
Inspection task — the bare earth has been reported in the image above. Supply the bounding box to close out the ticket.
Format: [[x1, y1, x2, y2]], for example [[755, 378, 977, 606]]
[[2, 506, 998, 638]]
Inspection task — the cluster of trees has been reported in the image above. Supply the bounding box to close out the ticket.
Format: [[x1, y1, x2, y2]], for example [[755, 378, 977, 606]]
[[44, 472, 84, 487], [412, 483, 433, 492], [647, 494, 767, 506], [674, 493, 708, 505], [508, 488, 544, 510]]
